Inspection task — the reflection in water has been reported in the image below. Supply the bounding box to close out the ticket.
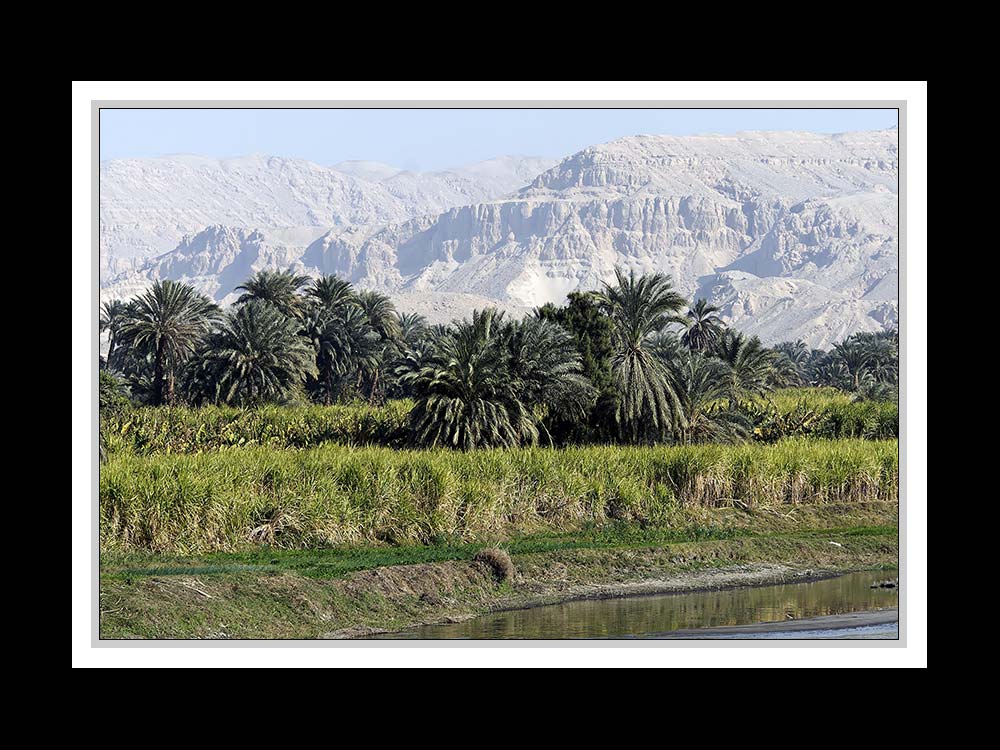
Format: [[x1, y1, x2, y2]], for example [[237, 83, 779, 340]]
[[688, 622, 899, 640], [377, 571, 899, 640]]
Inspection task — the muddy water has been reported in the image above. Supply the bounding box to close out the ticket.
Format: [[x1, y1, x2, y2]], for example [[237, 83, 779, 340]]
[[378, 570, 899, 640]]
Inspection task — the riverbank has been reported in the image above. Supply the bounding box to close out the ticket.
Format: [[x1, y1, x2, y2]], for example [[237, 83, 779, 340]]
[[100, 506, 898, 639]]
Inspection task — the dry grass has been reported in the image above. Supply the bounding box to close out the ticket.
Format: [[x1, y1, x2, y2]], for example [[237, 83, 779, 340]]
[[474, 548, 515, 582]]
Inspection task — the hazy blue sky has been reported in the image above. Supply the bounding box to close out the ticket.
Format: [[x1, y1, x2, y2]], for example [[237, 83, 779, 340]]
[[100, 108, 898, 171]]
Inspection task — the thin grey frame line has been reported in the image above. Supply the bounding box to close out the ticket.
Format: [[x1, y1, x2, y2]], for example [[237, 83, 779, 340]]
[[91, 100, 905, 649]]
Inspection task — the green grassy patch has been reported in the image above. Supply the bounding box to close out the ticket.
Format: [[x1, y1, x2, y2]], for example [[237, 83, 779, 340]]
[[753, 388, 898, 440], [102, 501, 897, 580], [102, 400, 413, 456], [99, 523, 899, 639], [101, 439, 898, 555]]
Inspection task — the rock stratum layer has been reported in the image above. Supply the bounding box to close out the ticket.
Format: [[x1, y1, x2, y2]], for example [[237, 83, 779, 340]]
[[101, 130, 898, 347]]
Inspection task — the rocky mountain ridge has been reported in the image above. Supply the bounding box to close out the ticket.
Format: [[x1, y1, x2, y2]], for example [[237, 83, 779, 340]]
[[101, 130, 898, 348]]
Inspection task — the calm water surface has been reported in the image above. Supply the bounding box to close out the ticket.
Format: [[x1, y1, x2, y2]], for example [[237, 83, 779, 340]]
[[376, 570, 899, 640]]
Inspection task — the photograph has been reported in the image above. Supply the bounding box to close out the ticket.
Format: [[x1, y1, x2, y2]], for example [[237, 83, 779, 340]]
[[73, 82, 926, 666]]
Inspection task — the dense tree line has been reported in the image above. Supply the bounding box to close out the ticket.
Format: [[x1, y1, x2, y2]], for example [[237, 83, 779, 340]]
[[100, 268, 898, 449]]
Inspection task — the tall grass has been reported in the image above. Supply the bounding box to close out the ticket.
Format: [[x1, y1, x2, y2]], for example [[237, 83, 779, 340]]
[[102, 401, 412, 455], [751, 388, 897, 441], [100, 439, 898, 554], [101, 389, 896, 458], [766, 387, 855, 411]]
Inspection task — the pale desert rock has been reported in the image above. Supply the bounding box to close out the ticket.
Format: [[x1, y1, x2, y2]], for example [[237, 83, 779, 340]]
[[100, 131, 898, 346]]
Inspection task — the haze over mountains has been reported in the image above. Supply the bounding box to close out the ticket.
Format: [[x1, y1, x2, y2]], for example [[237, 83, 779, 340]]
[[100, 129, 898, 347]]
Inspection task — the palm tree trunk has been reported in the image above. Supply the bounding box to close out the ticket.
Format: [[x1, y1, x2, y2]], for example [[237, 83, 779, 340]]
[[153, 336, 166, 406]]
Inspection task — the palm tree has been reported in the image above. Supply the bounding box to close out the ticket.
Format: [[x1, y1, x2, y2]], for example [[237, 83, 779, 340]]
[[301, 303, 380, 404], [810, 354, 852, 390], [596, 267, 688, 442], [681, 299, 725, 352], [396, 312, 429, 348], [381, 312, 431, 400], [116, 280, 219, 405], [663, 350, 750, 444], [713, 330, 776, 404], [405, 309, 536, 450], [829, 339, 874, 392], [648, 329, 685, 363], [355, 290, 400, 401], [100, 299, 132, 368], [307, 275, 355, 310], [235, 269, 311, 319], [501, 316, 597, 443], [356, 290, 401, 341], [191, 300, 316, 406], [850, 330, 899, 385], [773, 340, 811, 386]]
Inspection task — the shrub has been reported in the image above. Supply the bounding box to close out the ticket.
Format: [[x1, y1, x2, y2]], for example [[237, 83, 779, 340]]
[[473, 548, 515, 582], [99, 371, 132, 415]]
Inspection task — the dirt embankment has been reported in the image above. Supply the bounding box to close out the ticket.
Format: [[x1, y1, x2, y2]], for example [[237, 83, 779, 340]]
[[100, 531, 898, 639]]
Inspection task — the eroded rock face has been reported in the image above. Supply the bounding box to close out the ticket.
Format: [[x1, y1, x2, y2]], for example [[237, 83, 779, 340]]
[[100, 131, 898, 346], [99, 154, 557, 276]]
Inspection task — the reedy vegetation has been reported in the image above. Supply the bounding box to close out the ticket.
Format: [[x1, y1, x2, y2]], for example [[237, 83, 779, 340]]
[[100, 439, 898, 553], [101, 268, 898, 449], [100, 390, 896, 457]]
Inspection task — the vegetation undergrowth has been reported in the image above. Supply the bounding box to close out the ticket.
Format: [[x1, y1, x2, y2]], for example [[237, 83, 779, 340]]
[[101, 440, 898, 554], [102, 401, 412, 455], [103, 520, 897, 581], [101, 389, 896, 456]]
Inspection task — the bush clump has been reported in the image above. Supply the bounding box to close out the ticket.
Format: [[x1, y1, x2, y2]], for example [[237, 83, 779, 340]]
[[474, 548, 515, 583]]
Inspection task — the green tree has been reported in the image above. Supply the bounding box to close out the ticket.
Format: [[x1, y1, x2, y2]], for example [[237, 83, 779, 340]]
[[536, 291, 618, 442], [830, 339, 874, 392], [713, 330, 776, 404], [662, 350, 749, 444], [100, 299, 132, 368], [596, 267, 688, 442], [382, 312, 430, 399], [353, 290, 401, 401], [301, 303, 380, 404], [681, 298, 725, 352], [356, 290, 401, 341], [396, 312, 429, 349], [536, 291, 614, 392], [116, 280, 219, 405], [405, 309, 536, 450], [189, 300, 316, 406], [235, 269, 311, 319], [307, 275, 355, 310], [772, 340, 811, 386], [850, 330, 899, 385], [502, 316, 597, 444]]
